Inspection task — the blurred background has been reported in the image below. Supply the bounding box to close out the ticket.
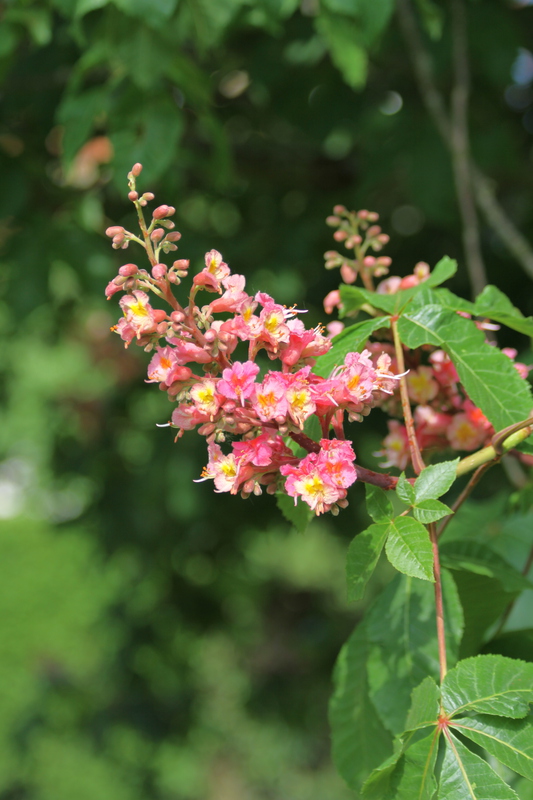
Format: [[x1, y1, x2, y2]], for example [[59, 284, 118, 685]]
[[1, 0, 533, 797]]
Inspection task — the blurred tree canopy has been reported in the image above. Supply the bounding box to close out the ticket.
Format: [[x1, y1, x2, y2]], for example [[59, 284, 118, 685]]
[[1, 0, 533, 797]]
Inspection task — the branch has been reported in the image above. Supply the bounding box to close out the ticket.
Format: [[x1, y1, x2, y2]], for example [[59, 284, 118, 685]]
[[397, 0, 533, 284], [450, 0, 487, 296]]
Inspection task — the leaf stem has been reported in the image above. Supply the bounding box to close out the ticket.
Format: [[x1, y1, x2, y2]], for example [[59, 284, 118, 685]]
[[429, 522, 447, 682], [391, 317, 425, 475]]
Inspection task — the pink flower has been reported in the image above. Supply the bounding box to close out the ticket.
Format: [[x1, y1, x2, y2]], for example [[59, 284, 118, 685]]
[[167, 336, 214, 365], [376, 420, 411, 469], [258, 302, 291, 350], [147, 346, 179, 383], [284, 373, 316, 428], [218, 361, 260, 406], [207, 274, 249, 314], [324, 290, 341, 314], [406, 366, 439, 405], [280, 438, 356, 515], [252, 373, 288, 422], [119, 290, 157, 339], [193, 249, 230, 293], [196, 442, 239, 493], [190, 379, 221, 418]]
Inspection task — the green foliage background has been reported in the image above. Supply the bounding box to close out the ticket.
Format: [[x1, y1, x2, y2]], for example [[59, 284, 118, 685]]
[[1, 0, 533, 796]]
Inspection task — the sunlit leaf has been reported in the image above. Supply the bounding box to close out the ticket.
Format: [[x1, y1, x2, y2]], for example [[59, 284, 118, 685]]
[[439, 732, 519, 799], [413, 459, 459, 502], [385, 517, 434, 582], [346, 522, 389, 601], [413, 499, 452, 524], [442, 655, 533, 719], [453, 714, 533, 781]]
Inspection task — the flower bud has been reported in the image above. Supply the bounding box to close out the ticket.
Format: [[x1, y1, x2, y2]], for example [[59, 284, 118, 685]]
[[357, 209, 369, 219], [326, 215, 341, 226], [333, 204, 346, 215], [143, 192, 155, 202], [153, 205, 171, 219], [105, 226, 124, 238], [170, 311, 185, 323], [333, 230, 348, 242], [172, 258, 189, 270], [363, 256, 376, 268], [367, 225, 381, 237], [132, 163, 143, 177], [166, 231, 182, 242], [153, 309, 168, 323], [105, 281, 122, 298], [128, 191, 138, 201], [152, 263, 167, 279], [367, 211, 379, 222], [378, 234, 389, 245], [150, 228, 165, 242], [119, 263, 138, 276], [377, 256, 392, 268], [340, 264, 357, 284]]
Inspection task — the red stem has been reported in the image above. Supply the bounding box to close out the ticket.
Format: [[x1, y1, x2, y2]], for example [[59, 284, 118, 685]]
[[391, 318, 425, 475]]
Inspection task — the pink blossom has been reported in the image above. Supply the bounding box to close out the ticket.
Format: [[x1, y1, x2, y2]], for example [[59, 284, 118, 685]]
[[167, 336, 214, 365], [252, 373, 288, 422], [258, 302, 291, 350], [119, 290, 157, 339], [147, 346, 179, 383], [406, 366, 439, 405], [207, 274, 250, 314], [193, 249, 230, 293], [376, 420, 411, 469], [190, 379, 221, 418], [218, 361, 260, 406], [280, 438, 356, 515], [284, 372, 316, 428], [324, 289, 341, 314], [197, 442, 239, 493]]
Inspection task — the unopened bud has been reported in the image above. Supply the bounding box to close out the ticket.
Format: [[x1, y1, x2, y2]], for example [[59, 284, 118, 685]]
[[170, 311, 185, 323], [112, 275, 128, 286], [172, 258, 189, 269], [106, 226, 124, 238], [204, 330, 217, 343], [363, 256, 376, 268], [153, 205, 171, 219], [367, 211, 379, 222], [153, 309, 167, 324], [152, 263, 167, 279], [105, 281, 122, 298], [150, 228, 165, 242], [119, 263, 138, 276], [128, 191, 138, 201], [168, 272, 178, 283], [124, 277, 137, 290], [143, 192, 155, 202], [333, 230, 348, 242], [132, 163, 143, 176], [377, 256, 392, 268], [378, 234, 389, 244], [340, 264, 357, 284], [357, 209, 369, 219], [166, 231, 182, 242], [367, 225, 381, 237], [326, 215, 341, 226], [333, 204, 346, 215]]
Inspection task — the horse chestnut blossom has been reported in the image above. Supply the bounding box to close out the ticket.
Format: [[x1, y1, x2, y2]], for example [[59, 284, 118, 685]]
[[105, 167, 405, 515]]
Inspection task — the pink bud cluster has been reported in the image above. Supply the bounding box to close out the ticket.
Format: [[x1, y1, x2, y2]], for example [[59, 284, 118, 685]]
[[324, 205, 392, 288], [105, 169, 404, 515]]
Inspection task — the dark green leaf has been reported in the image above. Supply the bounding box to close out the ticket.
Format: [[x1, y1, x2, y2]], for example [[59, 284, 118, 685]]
[[452, 714, 533, 781], [413, 499, 452, 524], [415, 0, 444, 39], [385, 517, 434, 582], [451, 571, 516, 658], [367, 571, 463, 734], [414, 459, 459, 502], [276, 492, 313, 533], [440, 541, 532, 593], [474, 285, 533, 338], [330, 623, 393, 791], [483, 629, 533, 663], [389, 731, 439, 800], [365, 483, 394, 523], [346, 522, 389, 602], [313, 316, 391, 377], [396, 472, 415, 505], [442, 655, 533, 719], [397, 306, 533, 435], [439, 732, 519, 799]]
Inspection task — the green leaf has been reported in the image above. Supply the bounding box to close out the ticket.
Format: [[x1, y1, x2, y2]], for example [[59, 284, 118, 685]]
[[453, 714, 533, 781], [389, 731, 439, 800], [413, 499, 452, 524], [440, 541, 532, 593], [474, 285, 533, 338], [415, 0, 444, 39], [414, 459, 459, 502], [365, 484, 394, 523], [321, 0, 395, 45], [484, 629, 533, 663], [442, 655, 533, 719], [367, 571, 463, 734], [276, 492, 313, 534], [330, 622, 393, 791], [396, 473, 415, 505], [439, 732, 519, 799], [313, 316, 391, 378], [346, 522, 389, 602], [405, 676, 440, 732], [450, 572, 516, 658], [397, 306, 533, 435], [385, 517, 434, 582], [340, 256, 457, 316], [315, 12, 368, 89]]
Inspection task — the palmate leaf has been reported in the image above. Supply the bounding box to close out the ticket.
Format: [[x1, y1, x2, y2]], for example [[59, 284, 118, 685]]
[[313, 316, 390, 377], [384, 517, 434, 582], [452, 714, 533, 781], [397, 305, 533, 435], [366, 571, 463, 734], [340, 256, 457, 316], [329, 623, 393, 791], [442, 655, 533, 719], [438, 732, 519, 799]]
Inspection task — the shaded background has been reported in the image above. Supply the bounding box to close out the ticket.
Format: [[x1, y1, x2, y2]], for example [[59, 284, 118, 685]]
[[1, 0, 533, 797]]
